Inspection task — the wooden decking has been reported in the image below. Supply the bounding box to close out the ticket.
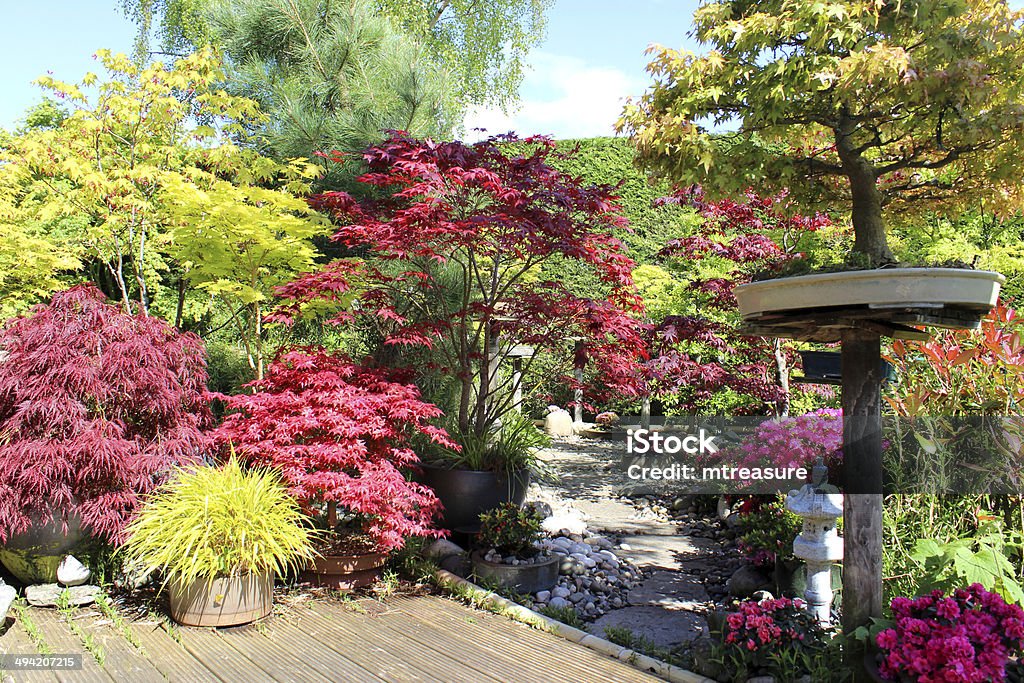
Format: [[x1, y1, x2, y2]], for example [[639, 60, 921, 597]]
[[0, 593, 663, 682]]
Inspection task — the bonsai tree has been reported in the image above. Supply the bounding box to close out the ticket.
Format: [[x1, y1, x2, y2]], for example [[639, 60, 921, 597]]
[[276, 132, 648, 440], [619, 0, 1024, 264], [212, 348, 450, 552], [0, 284, 212, 543]]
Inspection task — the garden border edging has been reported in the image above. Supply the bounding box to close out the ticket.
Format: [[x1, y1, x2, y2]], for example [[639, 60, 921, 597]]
[[434, 569, 714, 683]]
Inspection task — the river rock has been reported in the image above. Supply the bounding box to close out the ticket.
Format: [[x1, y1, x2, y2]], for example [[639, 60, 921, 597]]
[[544, 407, 574, 437], [57, 555, 91, 587], [727, 565, 773, 597], [25, 584, 99, 607]]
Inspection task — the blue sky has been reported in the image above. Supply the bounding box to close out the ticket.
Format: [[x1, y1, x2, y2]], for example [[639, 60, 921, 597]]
[[0, 0, 698, 136]]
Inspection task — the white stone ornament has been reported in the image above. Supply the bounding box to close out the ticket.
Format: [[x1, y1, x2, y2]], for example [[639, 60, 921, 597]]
[[786, 463, 843, 625], [57, 554, 92, 587], [544, 406, 574, 437], [0, 581, 15, 624]]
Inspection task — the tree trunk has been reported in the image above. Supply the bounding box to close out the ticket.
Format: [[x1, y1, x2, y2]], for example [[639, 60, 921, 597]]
[[835, 117, 895, 265], [772, 338, 790, 417]]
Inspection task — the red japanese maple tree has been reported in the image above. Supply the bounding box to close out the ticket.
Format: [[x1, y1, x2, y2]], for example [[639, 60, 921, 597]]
[[213, 349, 451, 551], [648, 187, 831, 415], [0, 285, 213, 543], [276, 133, 647, 434]]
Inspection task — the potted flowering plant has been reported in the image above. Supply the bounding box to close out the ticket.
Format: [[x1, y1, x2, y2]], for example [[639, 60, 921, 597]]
[[470, 503, 558, 594], [214, 349, 450, 590], [871, 584, 1024, 682]]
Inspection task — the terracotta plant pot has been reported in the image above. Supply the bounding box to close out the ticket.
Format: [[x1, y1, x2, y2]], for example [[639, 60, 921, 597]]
[[301, 551, 387, 591], [0, 515, 85, 585], [417, 465, 530, 532], [168, 571, 273, 627], [470, 550, 559, 594]]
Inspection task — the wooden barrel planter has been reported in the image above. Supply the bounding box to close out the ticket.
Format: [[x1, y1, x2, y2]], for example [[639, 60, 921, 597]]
[[168, 572, 273, 627]]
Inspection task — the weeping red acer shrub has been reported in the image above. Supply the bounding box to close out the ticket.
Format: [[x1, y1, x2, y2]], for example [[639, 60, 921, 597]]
[[275, 132, 647, 435], [212, 349, 451, 552], [0, 284, 213, 543]]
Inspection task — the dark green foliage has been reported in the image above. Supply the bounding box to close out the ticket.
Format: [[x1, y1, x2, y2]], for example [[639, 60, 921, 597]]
[[545, 137, 699, 261], [477, 503, 543, 558]]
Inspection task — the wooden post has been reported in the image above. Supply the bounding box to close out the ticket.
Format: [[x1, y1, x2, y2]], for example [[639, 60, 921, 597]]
[[840, 329, 884, 680], [573, 368, 584, 423], [512, 357, 523, 413], [486, 325, 502, 426]]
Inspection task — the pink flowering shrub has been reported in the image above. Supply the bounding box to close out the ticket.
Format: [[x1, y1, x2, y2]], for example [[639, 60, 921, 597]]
[[875, 584, 1024, 683], [716, 597, 830, 679], [734, 495, 802, 568], [730, 409, 843, 473]]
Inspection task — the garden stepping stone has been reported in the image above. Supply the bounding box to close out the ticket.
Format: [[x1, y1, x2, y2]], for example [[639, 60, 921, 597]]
[[25, 583, 99, 607], [627, 570, 709, 610], [588, 605, 707, 649], [56, 555, 91, 587]]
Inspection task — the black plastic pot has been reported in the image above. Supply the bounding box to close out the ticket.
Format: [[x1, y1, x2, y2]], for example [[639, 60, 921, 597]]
[[417, 465, 530, 532]]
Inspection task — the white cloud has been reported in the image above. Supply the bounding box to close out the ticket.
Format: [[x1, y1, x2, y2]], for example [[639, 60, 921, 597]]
[[461, 51, 647, 142]]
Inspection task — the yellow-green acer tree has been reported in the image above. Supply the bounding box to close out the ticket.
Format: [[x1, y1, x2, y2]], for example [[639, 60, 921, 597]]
[[620, 0, 1024, 264], [0, 48, 329, 375]]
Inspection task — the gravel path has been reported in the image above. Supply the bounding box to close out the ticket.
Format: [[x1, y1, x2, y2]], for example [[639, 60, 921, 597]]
[[525, 436, 744, 651]]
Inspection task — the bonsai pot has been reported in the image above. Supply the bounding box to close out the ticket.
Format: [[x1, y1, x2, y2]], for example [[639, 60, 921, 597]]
[[735, 268, 1004, 320], [0, 514, 85, 584], [168, 571, 272, 627], [300, 551, 387, 591], [417, 465, 530, 531], [470, 551, 559, 594]]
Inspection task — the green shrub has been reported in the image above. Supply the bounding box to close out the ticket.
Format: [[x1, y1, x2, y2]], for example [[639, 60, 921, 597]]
[[477, 503, 544, 558], [119, 458, 316, 587]]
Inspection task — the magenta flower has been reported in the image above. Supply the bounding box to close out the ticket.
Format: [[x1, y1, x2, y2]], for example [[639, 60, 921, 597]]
[[875, 584, 1024, 682]]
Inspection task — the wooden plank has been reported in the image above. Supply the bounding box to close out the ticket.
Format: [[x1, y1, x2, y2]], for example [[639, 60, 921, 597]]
[[27, 611, 112, 683], [316, 601, 512, 682], [76, 613, 165, 683], [388, 596, 659, 682], [294, 604, 471, 682], [245, 614, 386, 683], [171, 626, 277, 683], [214, 624, 333, 683], [398, 595, 659, 681], [0, 615, 58, 683], [124, 619, 224, 683], [361, 597, 652, 683]]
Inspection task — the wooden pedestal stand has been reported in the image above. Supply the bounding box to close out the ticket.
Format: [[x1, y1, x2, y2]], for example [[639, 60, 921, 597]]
[[736, 285, 999, 681]]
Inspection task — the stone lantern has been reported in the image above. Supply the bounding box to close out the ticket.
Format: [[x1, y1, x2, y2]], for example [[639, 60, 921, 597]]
[[786, 461, 844, 624]]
